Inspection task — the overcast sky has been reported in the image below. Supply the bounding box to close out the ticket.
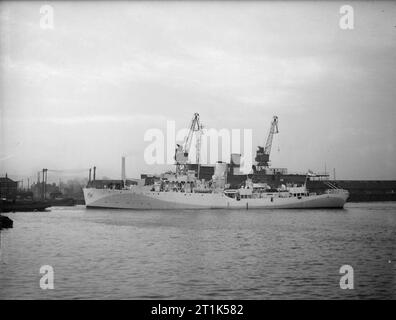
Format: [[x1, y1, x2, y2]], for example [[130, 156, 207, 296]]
[[1, 1, 395, 183]]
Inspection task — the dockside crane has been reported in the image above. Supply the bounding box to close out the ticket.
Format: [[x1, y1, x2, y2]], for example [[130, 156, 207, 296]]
[[175, 113, 203, 176], [254, 116, 279, 172]]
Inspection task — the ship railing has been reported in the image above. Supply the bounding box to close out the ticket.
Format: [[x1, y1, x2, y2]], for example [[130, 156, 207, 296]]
[[325, 188, 349, 194], [324, 181, 338, 189], [322, 181, 348, 194]]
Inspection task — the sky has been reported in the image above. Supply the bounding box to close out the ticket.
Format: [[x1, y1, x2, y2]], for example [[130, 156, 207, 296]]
[[0, 1, 395, 183]]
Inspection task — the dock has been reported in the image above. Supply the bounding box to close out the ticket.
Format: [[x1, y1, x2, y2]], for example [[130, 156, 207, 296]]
[[0, 199, 51, 213]]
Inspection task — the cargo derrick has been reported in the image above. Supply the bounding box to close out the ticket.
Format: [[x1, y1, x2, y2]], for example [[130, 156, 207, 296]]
[[254, 116, 279, 173], [174, 113, 203, 176]]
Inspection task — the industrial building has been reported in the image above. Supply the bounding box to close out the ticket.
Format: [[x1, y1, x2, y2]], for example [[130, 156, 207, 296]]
[[0, 175, 18, 200]]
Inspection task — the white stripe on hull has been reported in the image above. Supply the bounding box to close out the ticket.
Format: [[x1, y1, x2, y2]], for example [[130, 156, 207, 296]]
[[83, 187, 348, 210]]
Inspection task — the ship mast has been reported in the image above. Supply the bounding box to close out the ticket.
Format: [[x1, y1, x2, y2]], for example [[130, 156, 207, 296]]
[[195, 120, 203, 180]]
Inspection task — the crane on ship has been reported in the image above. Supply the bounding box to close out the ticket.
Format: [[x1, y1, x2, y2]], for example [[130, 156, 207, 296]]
[[174, 113, 203, 176], [254, 115, 279, 172]]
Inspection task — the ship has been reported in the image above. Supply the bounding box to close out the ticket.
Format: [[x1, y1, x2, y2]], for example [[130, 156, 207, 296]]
[[83, 114, 349, 210], [83, 182, 349, 210]]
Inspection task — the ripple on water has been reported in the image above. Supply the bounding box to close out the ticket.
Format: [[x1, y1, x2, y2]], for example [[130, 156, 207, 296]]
[[0, 203, 395, 299]]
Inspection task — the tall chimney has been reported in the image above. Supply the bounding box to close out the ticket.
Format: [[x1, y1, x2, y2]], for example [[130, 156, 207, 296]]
[[121, 156, 126, 186], [89, 168, 92, 182], [93, 166, 96, 181], [42, 169, 45, 200]]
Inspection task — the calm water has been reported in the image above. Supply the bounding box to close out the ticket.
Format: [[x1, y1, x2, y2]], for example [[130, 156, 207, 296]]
[[0, 202, 395, 299]]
